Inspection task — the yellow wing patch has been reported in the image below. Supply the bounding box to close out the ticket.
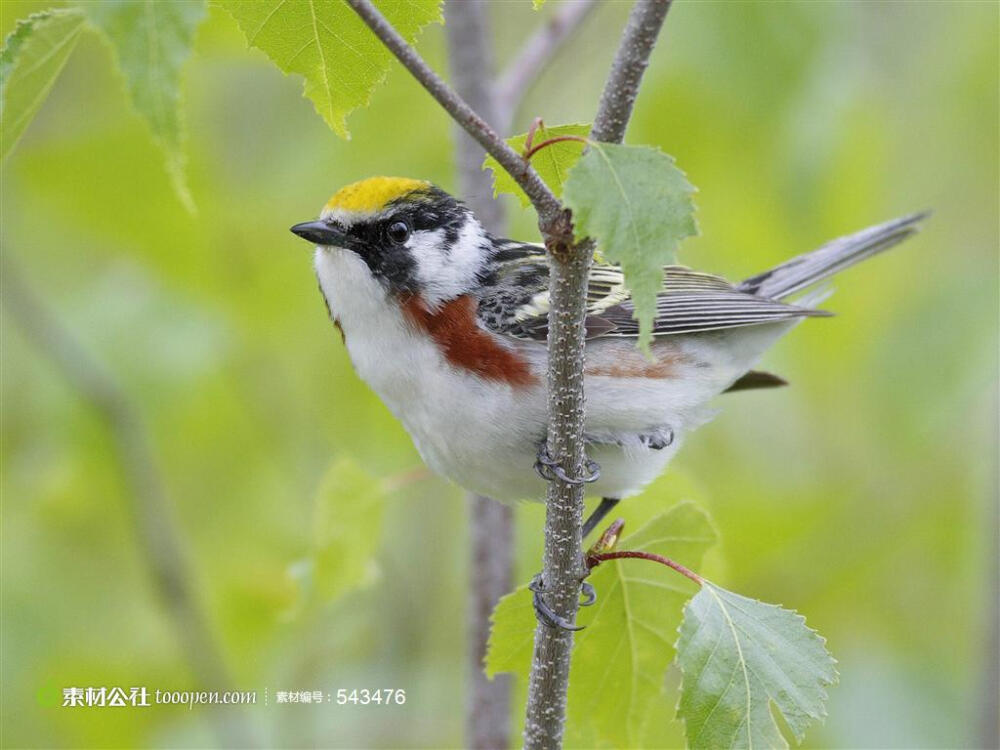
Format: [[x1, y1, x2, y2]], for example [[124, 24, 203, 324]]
[[324, 177, 431, 213]]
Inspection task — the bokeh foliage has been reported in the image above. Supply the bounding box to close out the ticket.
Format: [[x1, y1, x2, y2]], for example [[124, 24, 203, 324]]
[[2, 1, 997, 748]]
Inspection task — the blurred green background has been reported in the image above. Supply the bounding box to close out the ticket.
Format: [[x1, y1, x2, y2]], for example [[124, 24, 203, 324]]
[[2, 1, 997, 748]]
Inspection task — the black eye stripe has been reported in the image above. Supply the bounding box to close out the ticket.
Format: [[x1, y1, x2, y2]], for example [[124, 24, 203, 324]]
[[340, 186, 477, 296]]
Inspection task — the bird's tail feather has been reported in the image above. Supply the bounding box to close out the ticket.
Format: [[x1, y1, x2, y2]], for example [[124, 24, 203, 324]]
[[738, 212, 929, 300]]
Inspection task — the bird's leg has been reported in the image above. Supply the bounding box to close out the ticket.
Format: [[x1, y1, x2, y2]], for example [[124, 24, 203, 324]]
[[586, 424, 675, 452], [638, 425, 674, 450], [582, 497, 620, 539], [533, 441, 601, 485], [530, 427, 674, 630], [529, 574, 592, 631], [530, 497, 622, 629], [529, 574, 597, 631], [530, 442, 603, 630]]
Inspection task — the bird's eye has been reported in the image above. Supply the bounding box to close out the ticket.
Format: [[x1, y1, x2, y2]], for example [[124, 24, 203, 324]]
[[386, 220, 410, 245]]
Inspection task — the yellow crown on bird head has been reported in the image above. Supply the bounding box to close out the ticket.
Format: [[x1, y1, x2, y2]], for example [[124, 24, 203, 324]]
[[324, 176, 431, 215]]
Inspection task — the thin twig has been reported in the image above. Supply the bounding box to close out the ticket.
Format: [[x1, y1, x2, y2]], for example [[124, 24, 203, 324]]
[[523, 242, 593, 750], [591, 0, 673, 144], [523, 3, 672, 747], [1, 255, 251, 748], [582, 518, 703, 583], [346, 0, 566, 233], [524, 116, 545, 154], [587, 551, 703, 585], [443, 2, 515, 748], [495, 0, 600, 132], [347, 2, 673, 747], [466, 494, 515, 746], [445, 0, 505, 233], [524, 135, 588, 161]]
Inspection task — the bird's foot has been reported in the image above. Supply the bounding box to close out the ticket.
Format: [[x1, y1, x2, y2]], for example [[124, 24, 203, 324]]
[[534, 442, 601, 485], [529, 573, 597, 631], [639, 426, 674, 451]]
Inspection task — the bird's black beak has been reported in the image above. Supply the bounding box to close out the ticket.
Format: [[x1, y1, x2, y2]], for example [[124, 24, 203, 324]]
[[290, 220, 350, 247]]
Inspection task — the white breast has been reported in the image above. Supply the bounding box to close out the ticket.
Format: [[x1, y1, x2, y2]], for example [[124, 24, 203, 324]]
[[314, 247, 792, 503], [315, 248, 550, 500]]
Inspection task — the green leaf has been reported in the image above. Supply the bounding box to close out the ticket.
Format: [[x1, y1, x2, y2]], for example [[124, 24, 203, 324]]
[[286, 456, 386, 616], [217, 0, 442, 139], [83, 0, 206, 212], [676, 582, 838, 749], [487, 501, 717, 747], [563, 142, 698, 351], [0, 9, 86, 161], [483, 122, 589, 207], [532, 0, 546, 9]]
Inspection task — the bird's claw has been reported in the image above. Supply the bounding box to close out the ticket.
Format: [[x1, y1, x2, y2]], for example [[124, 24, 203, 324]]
[[534, 443, 601, 485], [529, 574, 598, 631], [579, 581, 597, 607]]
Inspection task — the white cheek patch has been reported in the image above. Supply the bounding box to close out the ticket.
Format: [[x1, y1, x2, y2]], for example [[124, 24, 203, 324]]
[[407, 228, 447, 293], [409, 219, 487, 306]]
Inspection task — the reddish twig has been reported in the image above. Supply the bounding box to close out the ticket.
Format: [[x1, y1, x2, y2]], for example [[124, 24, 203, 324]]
[[587, 550, 704, 586], [523, 115, 544, 154], [590, 518, 626, 554], [524, 134, 588, 161]]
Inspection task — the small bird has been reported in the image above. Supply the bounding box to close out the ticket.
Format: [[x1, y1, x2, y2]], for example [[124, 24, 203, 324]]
[[292, 176, 923, 621]]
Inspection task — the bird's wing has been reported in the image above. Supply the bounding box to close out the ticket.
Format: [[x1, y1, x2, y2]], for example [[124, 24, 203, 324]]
[[476, 242, 828, 340]]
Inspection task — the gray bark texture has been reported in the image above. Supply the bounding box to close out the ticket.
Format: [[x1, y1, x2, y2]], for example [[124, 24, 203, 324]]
[[522, 240, 592, 750], [345, 2, 671, 747], [523, 2, 673, 747], [446, 0, 505, 231], [444, 3, 513, 748], [591, 0, 673, 143]]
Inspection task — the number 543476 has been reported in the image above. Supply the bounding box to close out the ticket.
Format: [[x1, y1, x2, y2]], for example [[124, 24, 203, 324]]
[[336, 689, 406, 706]]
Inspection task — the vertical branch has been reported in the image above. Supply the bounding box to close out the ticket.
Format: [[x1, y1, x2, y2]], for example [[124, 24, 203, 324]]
[[523, 229, 592, 750], [1, 255, 251, 749], [444, 2, 513, 748], [591, 0, 673, 143], [446, 0, 505, 230], [495, 0, 599, 134], [523, 2, 672, 747], [345, 1, 671, 747], [465, 493, 515, 746]]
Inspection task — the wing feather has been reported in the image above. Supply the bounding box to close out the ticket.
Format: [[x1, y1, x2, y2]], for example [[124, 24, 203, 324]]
[[476, 244, 823, 340], [478, 214, 923, 340]]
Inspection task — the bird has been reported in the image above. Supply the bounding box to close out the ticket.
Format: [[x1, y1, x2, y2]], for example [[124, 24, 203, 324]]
[[291, 176, 924, 627]]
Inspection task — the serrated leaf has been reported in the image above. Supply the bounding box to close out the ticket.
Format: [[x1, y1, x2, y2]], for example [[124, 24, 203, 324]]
[[487, 501, 717, 747], [563, 142, 698, 352], [483, 122, 588, 207], [1, 9, 86, 161], [286, 456, 386, 616], [217, 0, 442, 139], [83, 0, 205, 212], [676, 582, 838, 749]]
